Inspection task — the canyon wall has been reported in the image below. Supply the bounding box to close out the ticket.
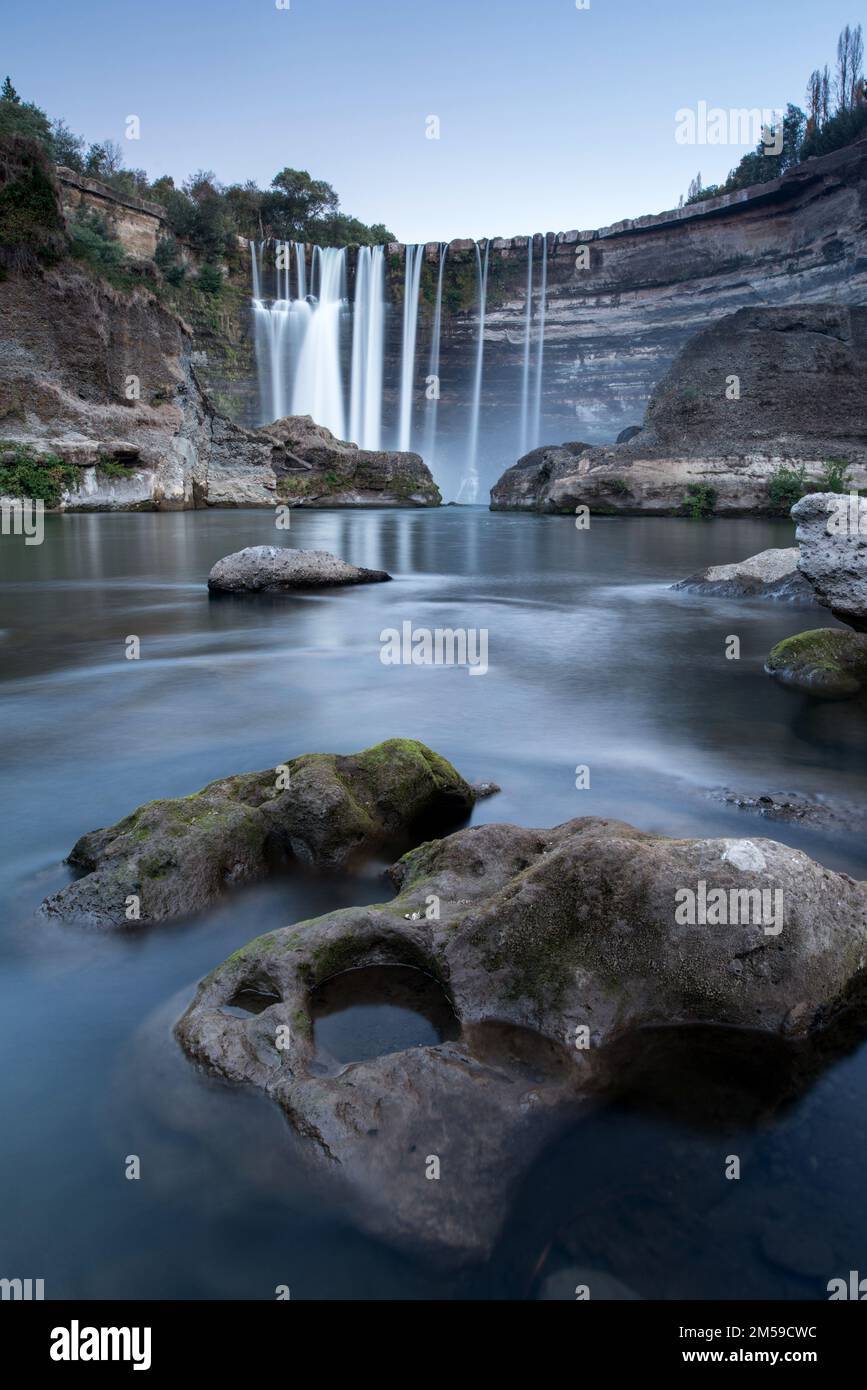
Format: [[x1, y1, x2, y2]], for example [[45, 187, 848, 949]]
[[196, 139, 867, 501]]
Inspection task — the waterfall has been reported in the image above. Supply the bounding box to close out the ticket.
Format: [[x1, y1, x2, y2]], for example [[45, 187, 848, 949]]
[[457, 240, 490, 504], [349, 245, 385, 449], [423, 242, 447, 472], [518, 237, 533, 457], [251, 239, 292, 423], [291, 246, 348, 439], [530, 234, 548, 449], [294, 242, 307, 301], [397, 244, 425, 452]]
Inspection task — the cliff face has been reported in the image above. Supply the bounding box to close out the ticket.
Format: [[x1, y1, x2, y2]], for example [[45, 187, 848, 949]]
[[198, 140, 867, 500], [0, 263, 439, 509], [489, 304, 867, 515]]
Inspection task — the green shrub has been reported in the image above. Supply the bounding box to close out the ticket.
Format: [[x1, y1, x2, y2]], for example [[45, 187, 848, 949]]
[[68, 209, 125, 268], [608, 478, 630, 496], [768, 462, 808, 512], [0, 441, 79, 506], [197, 263, 223, 295], [683, 482, 717, 519], [96, 456, 136, 479], [819, 457, 853, 494], [0, 132, 66, 268]]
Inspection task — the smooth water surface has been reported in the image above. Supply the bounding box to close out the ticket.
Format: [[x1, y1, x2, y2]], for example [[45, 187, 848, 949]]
[[1, 507, 865, 1299]]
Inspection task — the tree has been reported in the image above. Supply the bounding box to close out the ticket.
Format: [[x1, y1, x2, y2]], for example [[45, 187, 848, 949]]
[[0, 80, 52, 145], [85, 139, 124, 179], [261, 167, 339, 238], [50, 118, 85, 170], [835, 23, 864, 111]]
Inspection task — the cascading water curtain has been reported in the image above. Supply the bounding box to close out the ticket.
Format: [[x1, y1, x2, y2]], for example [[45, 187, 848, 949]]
[[519, 237, 533, 458], [424, 243, 448, 472], [349, 246, 385, 450], [458, 239, 490, 503], [397, 244, 425, 452], [530, 234, 548, 449], [291, 246, 348, 439]]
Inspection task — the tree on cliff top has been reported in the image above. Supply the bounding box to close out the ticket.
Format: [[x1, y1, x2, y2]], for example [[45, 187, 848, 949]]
[[0, 76, 393, 260], [685, 23, 866, 205]]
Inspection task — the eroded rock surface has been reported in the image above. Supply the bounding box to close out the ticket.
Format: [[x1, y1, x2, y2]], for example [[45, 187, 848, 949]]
[[207, 545, 390, 592], [39, 740, 480, 928], [177, 816, 867, 1262], [793, 491, 867, 632]]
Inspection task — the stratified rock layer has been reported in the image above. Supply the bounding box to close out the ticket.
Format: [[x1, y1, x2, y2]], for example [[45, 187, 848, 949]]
[[177, 816, 867, 1262], [39, 740, 478, 928], [491, 305, 867, 515]]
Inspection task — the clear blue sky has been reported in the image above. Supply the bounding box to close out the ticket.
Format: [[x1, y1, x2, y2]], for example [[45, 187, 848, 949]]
[[4, 0, 860, 240]]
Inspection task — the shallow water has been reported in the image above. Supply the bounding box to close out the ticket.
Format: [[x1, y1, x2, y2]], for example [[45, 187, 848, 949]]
[[1, 506, 865, 1299]]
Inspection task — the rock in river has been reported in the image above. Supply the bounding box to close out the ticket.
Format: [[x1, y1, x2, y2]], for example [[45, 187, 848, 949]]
[[177, 816, 867, 1263], [39, 740, 483, 929], [207, 545, 390, 592], [672, 548, 816, 602], [765, 627, 867, 698]]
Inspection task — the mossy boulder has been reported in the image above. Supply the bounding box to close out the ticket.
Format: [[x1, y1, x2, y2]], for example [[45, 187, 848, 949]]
[[176, 816, 867, 1262], [765, 627, 867, 698], [39, 739, 483, 928]]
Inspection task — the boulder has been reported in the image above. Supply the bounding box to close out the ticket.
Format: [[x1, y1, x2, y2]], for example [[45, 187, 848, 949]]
[[39, 740, 483, 928], [177, 816, 867, 1262], [765, 627, 867, 698], [672, 547, 815, 601], [263, 415, 441, 508], [793, 491, 867, 631], [207, 545, 390, 592]]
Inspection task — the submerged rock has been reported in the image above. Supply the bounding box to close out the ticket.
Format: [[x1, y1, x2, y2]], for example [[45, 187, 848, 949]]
[[672, 547, 814, 601], [765, 628, 867, 698], [39, 740, 481, 929], [207, 545, 390, 592], [793, 491, 867, 632], [712, 788, 867, 834], [176, 816, 867, 1262]]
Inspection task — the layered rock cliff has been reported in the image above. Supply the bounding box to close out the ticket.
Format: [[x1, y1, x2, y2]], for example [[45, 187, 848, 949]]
[[0, 263, 439, 509], [490, 304, 867, 514], [194, 139, 867, 500]]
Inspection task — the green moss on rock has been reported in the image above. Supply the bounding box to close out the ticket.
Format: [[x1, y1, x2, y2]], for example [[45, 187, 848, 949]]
[[766, 627, 867, 698]]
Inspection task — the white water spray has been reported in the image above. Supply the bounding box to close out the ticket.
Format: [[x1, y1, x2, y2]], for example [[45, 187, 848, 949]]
[[349, 245, 385, 449], [518, 237, 533, 457], [457, 240, 490, 504], [397, 244, 425, 452], [530, 234, 548, 449], [291, 246, 348, 439], [424, 242, 447, 472]]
